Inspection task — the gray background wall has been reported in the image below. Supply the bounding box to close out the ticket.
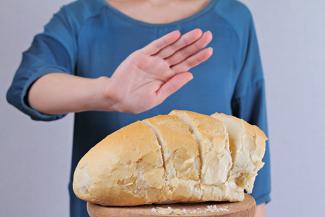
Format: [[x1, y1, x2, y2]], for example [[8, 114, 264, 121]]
[[0, 0, 324, 216]]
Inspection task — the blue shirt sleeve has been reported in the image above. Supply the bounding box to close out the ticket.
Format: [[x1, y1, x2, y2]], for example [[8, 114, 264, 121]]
[[231, 7, 271, 205], [6, 6, 77, 121]]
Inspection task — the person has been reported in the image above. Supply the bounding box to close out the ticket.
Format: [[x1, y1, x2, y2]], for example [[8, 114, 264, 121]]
[[6, 0, 271, 216]]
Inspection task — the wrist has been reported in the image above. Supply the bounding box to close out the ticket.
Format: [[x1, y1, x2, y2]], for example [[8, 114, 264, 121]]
[[89, 76, 121, 112]]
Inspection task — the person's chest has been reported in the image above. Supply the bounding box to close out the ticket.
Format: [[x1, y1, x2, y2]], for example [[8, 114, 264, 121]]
[[75, 12, 240, 123]]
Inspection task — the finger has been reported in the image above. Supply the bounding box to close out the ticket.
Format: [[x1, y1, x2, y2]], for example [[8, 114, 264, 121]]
[[139, 30, 181, 55], [171, 47, 213, 73], [156, 29, 203, 59], [156, 72, 193, 102], [166, 31, 213, 66]]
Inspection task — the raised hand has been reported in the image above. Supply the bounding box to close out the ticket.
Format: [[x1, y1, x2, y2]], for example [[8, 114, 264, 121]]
[[106, 29, 213, 113]]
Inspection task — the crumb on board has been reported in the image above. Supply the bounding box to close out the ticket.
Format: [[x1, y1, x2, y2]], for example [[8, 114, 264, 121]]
[[151, 205, 229, 215]]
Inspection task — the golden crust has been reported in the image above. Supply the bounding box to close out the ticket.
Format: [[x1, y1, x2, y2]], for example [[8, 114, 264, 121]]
[[211, 113, 267, 193], [73, 121, 165, 206], [170, 110, 232, 186], [144, 115, 202, 201], [73, 111, 267, 206]]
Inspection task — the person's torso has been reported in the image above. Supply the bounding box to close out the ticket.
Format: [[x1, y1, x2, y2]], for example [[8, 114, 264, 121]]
[[69, 0, 241, 171]]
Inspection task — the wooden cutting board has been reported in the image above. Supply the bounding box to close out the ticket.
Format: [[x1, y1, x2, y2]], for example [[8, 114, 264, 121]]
[[87, 194, 255, 217]]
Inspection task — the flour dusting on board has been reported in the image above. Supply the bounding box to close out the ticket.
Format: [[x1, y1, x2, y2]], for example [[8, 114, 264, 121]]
[[151, 205, 229, 215]]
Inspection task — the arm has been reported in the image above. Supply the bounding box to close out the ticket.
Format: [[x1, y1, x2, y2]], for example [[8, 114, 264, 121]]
[[7, 4, 213, 120], [28, 29, 213, 115], [27, 73, 112, 114]]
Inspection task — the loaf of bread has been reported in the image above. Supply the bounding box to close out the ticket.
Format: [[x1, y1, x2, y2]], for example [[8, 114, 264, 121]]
[[73, 110, 266, 206]]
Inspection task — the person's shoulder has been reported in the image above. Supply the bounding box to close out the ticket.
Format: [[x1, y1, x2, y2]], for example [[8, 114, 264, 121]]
[[57, 0, 106, 28], [214, 0, 254, 35], [215, 0, 253, 21]]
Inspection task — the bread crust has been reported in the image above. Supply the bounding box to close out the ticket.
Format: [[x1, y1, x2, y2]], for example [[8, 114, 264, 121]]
[[73, 121, 166, 206], [73, 111, 267, 206], [211, 113, 267, 193]]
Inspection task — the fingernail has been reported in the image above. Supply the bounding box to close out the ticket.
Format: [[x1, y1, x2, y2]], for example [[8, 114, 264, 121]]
[[194, 28, 203, 34], [171, 30, 181, 35], [206, 47, 214, 55], [206, 31, 213, 36]]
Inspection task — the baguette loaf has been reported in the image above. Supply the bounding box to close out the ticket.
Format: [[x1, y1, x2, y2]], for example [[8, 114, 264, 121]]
[[73, 110, 267, 206]]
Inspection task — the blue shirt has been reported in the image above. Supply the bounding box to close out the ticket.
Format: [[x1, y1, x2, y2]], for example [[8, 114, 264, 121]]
[[6, 0, 271, 215]]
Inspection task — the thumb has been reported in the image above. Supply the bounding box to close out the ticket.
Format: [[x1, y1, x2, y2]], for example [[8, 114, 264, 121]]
[[156, 72, 193, 102]]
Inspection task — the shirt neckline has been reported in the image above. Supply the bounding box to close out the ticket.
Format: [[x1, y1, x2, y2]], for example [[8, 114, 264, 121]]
[[102, 0, 219, 28]]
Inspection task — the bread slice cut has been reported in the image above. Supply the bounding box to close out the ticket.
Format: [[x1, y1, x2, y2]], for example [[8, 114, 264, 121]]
[[143, 115, 202, 202], [170, 110, 232, 186], [73, 121, 166, 206], [211, 113, 267, 193]]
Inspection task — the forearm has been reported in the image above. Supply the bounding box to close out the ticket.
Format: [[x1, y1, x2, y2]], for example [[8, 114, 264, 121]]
[[28, 73, 115, 115]]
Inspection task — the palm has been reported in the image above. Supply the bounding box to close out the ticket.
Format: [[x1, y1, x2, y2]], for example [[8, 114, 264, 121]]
[[118, 54, 170, 112], [109, 29, 213, 113]]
